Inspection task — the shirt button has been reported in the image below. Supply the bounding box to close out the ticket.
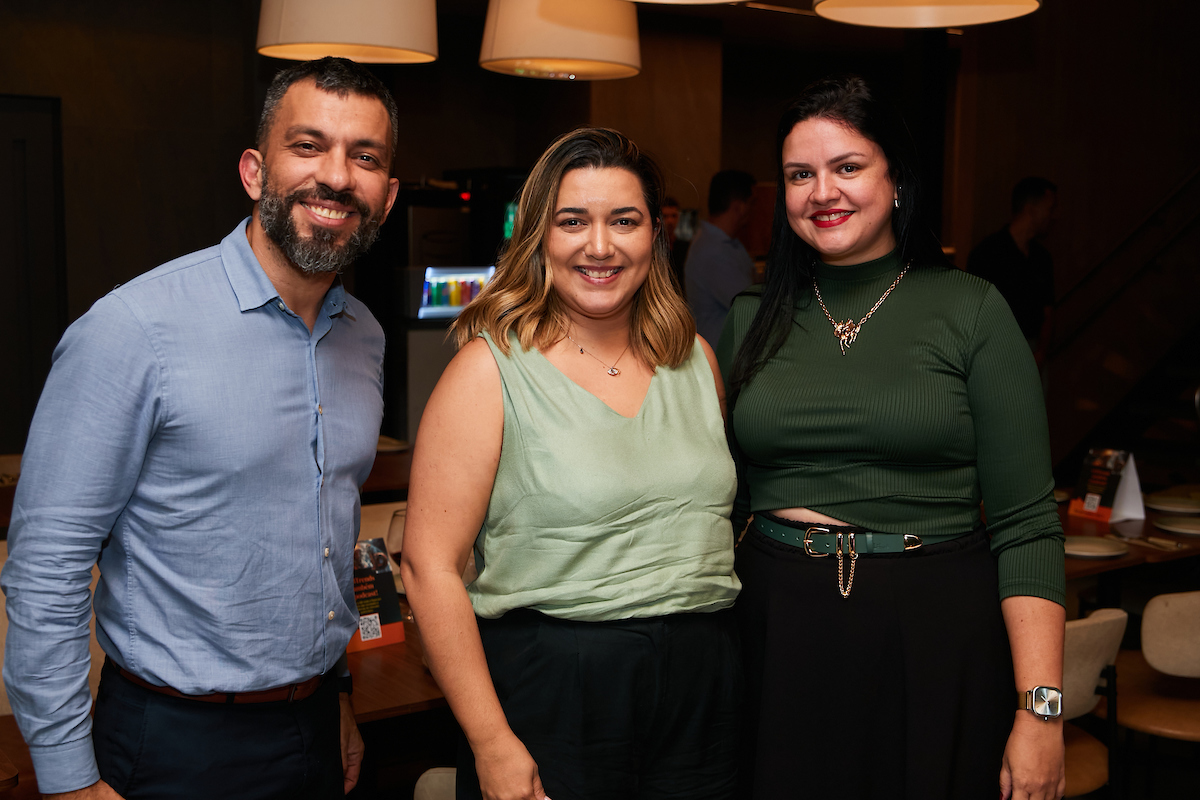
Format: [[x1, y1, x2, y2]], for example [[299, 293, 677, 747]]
[[328, 611, 335, 621], [318, 404, 323, 414], [277, 302, 285, 311], [324, 547, 330, 557]]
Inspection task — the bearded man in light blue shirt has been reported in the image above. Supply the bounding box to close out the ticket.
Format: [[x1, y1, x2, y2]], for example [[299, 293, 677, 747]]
[[2, 57, 399, 799]]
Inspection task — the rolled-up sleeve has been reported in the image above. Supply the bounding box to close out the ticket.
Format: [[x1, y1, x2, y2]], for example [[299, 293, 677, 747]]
[[2, 293, 161, 793]]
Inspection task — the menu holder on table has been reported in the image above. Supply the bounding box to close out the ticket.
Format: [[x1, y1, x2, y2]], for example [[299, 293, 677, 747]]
[[1068, 448, 1145, 523], [347, 537, 406, 652]]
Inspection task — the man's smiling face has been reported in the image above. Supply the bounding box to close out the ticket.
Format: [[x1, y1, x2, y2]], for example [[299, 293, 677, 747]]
[[253, 78, 398, 275]]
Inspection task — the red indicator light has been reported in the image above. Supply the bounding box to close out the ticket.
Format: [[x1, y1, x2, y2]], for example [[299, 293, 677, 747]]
[[459, 192, 471, 201]]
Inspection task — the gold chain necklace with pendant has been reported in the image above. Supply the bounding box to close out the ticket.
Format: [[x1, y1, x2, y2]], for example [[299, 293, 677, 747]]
[[812, 262, 911, 356], [564, 330, 630, 377]]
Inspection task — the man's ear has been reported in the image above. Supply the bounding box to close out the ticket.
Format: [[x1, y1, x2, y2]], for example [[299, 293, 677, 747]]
[[239, 149, 265, 201], [379, 177, 400, 224]]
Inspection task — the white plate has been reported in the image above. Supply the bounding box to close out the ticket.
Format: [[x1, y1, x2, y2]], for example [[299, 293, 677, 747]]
[[1064, 536, 1129, 559], [1151, 516, 1200, 536], [1144, 496, 1200, 514]]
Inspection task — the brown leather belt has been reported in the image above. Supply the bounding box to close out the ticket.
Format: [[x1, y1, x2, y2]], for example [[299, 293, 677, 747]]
[[116, 664, 325, 704]]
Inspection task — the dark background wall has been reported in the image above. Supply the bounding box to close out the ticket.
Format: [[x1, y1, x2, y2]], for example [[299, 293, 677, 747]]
[[3, 1, 261, 321], [2, 0, 1198, 453], [948, 0, 1200, 295]]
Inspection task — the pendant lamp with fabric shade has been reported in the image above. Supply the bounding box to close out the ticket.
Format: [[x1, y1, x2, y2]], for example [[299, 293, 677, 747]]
[[813, 0, 1040, 28], [479, 0, 641, 81], [257, 0, 438, 63]]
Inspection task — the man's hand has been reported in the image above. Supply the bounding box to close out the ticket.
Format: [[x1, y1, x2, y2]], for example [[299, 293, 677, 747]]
[[340, 692, 365, 793], [46, 779, 126, 800]]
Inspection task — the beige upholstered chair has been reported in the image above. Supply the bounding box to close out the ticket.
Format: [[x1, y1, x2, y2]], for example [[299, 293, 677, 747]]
[[1140, 591, 1200, 679], [1097, 591, 1200, 798], [414, 766, 456, 800], [1062, 608, 1127, 798]]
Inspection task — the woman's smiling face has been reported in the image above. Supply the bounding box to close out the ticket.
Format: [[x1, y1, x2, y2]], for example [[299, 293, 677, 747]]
[[782, 116, 897, 266], [547, 166, 655, 325]]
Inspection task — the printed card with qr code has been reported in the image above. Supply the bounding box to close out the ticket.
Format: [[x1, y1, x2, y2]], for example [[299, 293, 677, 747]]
[[358, 613, 383, 642], [1069, 448, 1129, 521], [347, 538, 405, 651]]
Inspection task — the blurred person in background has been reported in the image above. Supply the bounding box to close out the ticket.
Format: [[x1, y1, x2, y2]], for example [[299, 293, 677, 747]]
[[661, 195, 689, 287], [968, 176, 1058, 368], [685, 170, 756, 344]]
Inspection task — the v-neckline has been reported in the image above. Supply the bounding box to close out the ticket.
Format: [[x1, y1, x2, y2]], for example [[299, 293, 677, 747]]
[[535, 347, 655, 420]]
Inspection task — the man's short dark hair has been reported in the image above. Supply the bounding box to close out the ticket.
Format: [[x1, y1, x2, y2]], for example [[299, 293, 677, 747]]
[[663, 195, 681, 209], [708, 170, 755, 215], [1011, 176, 1057, 215], [257, 57, 399, 165]]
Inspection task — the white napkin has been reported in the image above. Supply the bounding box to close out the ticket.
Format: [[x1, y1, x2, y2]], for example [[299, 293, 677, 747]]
[[1109, 454, 1146, 523]]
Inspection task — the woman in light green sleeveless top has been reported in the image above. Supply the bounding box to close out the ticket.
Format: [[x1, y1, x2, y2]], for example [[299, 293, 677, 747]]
[[401, 129, 741, 800]]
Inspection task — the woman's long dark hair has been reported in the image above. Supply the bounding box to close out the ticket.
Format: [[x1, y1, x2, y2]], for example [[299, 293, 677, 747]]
[[727, 75, 948, 402]]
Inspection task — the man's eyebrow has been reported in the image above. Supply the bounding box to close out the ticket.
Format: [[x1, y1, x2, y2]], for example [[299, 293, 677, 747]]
[[352, 137, 389, 151], [281, 128, 387, 153], [283, 126, 328, 141]]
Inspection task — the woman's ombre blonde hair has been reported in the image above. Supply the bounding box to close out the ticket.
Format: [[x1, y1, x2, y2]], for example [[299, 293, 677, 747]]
[[452, 127, 695, 368]]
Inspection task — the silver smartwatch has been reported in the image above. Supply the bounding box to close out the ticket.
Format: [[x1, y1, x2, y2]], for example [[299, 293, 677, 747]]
[[1018, 686, 1063, 721]]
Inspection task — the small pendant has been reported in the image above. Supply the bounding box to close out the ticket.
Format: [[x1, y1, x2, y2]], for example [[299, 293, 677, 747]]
[[833, 319, 859, 356], [607, 367, 620, 377]]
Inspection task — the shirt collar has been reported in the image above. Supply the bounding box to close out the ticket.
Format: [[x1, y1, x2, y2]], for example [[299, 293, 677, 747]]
[[219, 218, 347, 316]]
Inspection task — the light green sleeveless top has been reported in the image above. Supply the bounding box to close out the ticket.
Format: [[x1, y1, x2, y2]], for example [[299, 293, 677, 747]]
[[469, 331, 740, 621]]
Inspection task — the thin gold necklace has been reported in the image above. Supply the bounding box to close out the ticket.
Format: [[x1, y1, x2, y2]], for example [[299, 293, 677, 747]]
[[812, 261, 911, 356], [563, 331, 630, 377]]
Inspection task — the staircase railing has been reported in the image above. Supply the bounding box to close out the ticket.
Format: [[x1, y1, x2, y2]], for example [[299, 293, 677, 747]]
[[1045, 168, 1200, 464]]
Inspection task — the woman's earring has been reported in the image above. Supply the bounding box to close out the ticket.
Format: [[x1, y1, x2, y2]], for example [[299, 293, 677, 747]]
[[894, 187, 901, 209]]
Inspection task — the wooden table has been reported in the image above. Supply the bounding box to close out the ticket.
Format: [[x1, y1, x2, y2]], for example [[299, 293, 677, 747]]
[[361, 449, 413, 497], [1062, 507, 1200, 581], [1061, 505, 1200, 612], [347, 621, 446, 724], [0, 485, 14, 531]]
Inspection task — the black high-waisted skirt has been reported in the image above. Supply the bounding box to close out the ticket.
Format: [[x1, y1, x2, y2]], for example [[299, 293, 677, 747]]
[[735, 520, 1015, 800]]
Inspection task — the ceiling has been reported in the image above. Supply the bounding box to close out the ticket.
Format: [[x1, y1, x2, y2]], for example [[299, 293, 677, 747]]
[[437, 0, 911, 54]]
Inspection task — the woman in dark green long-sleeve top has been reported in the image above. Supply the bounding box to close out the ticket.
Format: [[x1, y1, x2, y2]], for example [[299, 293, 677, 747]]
[[718, 75, 1066, 800]]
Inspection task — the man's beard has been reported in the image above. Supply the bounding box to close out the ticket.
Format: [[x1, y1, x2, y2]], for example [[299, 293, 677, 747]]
[[258, 166, 384, 276]]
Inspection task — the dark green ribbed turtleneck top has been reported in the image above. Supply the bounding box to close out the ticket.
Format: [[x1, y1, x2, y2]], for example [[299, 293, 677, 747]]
[[716, 250, 1065, 604]]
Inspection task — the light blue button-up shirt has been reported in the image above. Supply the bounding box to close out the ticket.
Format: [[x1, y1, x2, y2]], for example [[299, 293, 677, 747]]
[[1, 220, 385, 792]]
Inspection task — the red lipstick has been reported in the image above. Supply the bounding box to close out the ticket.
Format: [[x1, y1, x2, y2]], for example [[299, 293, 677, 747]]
[[811, 209, 853, 229]]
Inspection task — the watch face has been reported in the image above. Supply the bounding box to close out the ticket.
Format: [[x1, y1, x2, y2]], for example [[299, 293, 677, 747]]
[[1032, 687, 1062, 717]]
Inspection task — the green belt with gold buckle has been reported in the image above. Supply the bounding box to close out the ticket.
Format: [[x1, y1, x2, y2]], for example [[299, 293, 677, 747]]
[[751, 516, 923, 599], [751, 516, 922, 556]]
